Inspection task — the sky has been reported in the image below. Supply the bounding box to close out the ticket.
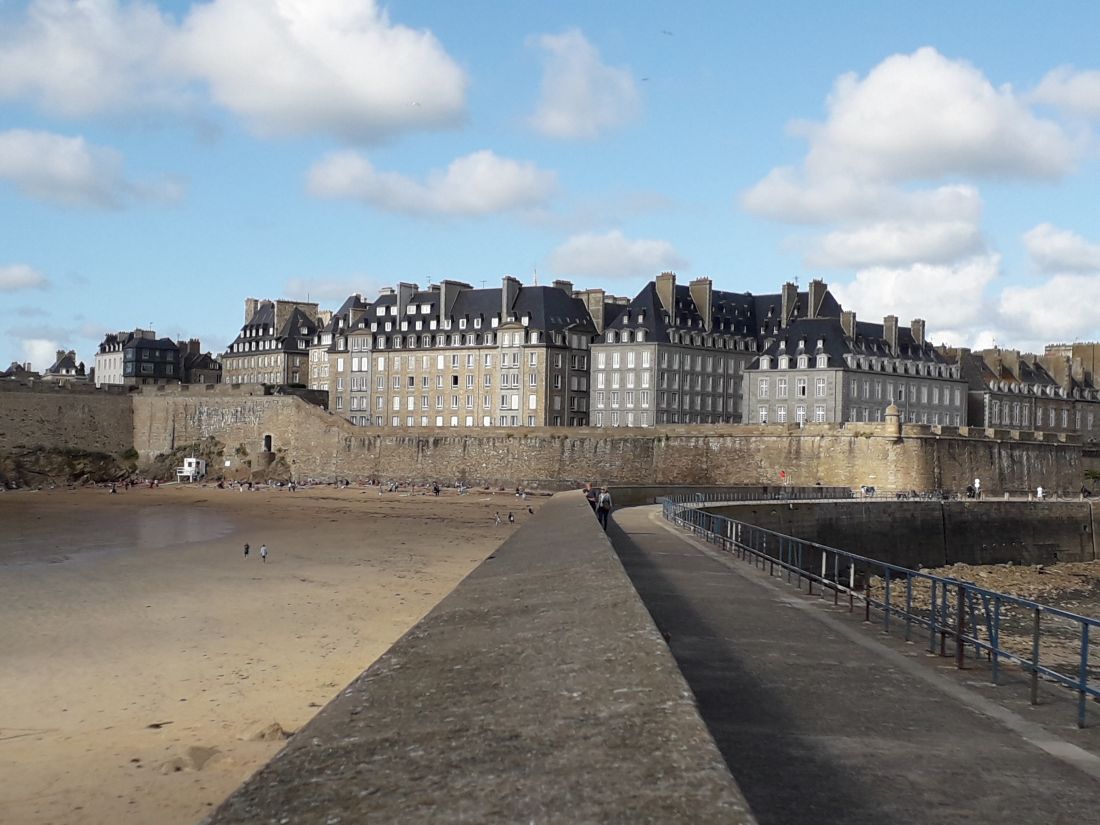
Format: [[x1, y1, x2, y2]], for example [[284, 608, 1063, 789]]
[[3, 1, 1100, 371]]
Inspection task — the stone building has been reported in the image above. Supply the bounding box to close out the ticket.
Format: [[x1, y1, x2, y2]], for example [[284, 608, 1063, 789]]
[[743, 281, 967, 426], [362, 276, 597, 428], [308, 294, 369, 418], [177, 339, 222, 385], [942, 345, 1100, 443], [589, 273, 760, 426], [222, 299, 323, 386]]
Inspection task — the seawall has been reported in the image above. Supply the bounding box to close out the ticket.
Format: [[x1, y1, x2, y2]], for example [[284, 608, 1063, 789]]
[[204, 491, 754, 824], [0, 381, 133, 454], [131, 387, 1083, 493], [707, 499, 1098, 567]]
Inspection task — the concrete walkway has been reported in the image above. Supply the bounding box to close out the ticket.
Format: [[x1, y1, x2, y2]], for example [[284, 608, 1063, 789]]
[[610, 506, 1100, 825]]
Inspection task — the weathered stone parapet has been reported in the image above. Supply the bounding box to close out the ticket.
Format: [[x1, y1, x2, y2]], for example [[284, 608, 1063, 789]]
[[204, 492, 755, 825]]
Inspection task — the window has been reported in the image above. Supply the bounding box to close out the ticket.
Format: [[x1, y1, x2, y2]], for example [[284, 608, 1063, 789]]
[[758, 406, 768, 424], [777, 377, 788, 398], [815, 377, 826, 397], [796, 378, 807, 397], [776, 405, 787, 423], [758, 377, 769, 398], [814, 405, 826, 423], [795, 404, 806, 424]]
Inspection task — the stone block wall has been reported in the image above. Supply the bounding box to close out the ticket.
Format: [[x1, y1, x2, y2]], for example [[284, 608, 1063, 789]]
[[130, 389, 1083, 493], [0, 382, 133, 454], [708, 499, 1097, 567]]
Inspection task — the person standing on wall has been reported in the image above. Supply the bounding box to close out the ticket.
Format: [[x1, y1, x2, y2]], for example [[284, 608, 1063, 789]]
[[596, 487, 613, 531]]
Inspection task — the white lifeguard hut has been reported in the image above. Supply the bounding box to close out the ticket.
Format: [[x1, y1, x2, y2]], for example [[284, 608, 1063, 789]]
[[176, 457, 207, 483]]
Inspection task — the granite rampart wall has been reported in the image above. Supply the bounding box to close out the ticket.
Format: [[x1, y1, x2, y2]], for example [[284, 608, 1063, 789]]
[[132, 389, 1083, 493], [0, 382, 133, 454]]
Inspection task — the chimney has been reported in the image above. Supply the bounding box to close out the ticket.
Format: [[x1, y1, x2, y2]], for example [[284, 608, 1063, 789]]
[[910, 318, 926, 347], [552, 279, 574, 294], [579, 288, 607, 333], [437, 279, 470, 325], [883, 315, 899, 353], [244, 298, 259, 323], [841, 310, 857, 338], [655, 271, 676, 313], [55, 349, 65, 362], [807, 279, 827, 319], [501, 275, 521, 320], [689, 278, 713, 332], [781, 282, 797, 326], [396, 282, 418, 319]]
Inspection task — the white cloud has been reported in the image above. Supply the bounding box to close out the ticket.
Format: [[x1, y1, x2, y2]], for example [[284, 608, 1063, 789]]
[[1023, 223, 1100, 274], [999, 274, 1100, 344], [0, 0, 466, 142], [743, 48, 1079, 287], [830, 255, 1000, 332], [0, 0, 183, 116], [307, 150, 557, 216], [0, 129, 182, 208], [806, 47, 1076, 181], [20, 338, 60, 373], [284, 276, 381, 303], [806, 220, 984, 269], [0, 264, 49, 292], [742, 171, 981, 226], [528, 28, 640, 140], [1030, 66, 1100, 119], [548, 230, 687, 280], [173, 0, 466, 141]]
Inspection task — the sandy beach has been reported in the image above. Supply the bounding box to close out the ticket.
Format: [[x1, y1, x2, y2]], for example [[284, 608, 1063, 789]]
[[0, 483, 538, 825]]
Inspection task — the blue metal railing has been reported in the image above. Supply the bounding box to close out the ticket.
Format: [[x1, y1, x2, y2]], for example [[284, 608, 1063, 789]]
[[661, 498, 1100, 728], [662, 486, 852, 504]]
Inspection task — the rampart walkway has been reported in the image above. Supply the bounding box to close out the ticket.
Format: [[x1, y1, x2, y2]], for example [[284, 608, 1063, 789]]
[[610, 505, 1100, 825]]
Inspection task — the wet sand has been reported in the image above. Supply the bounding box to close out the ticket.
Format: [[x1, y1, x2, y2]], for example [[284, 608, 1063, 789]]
[[0, 484, 536, 825]]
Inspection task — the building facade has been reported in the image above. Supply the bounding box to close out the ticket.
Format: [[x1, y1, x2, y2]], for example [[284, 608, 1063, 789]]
[[743, 284, 968, 426], [222, 299, 322, 386], [358, 277, 595, 428]]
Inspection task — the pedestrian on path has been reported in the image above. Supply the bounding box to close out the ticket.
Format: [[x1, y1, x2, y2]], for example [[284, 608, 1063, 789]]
[[260, 544, 268, 563], [596, 487, 613, 531], [243, 543, 250, 557]]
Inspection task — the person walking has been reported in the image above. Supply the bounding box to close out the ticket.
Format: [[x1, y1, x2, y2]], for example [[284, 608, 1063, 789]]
[[596, 487, 613, 531], [243, 543, 250, 557], [259, 544, 268, 563]]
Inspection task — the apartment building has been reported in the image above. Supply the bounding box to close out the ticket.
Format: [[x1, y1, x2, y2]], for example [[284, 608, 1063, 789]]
[[743, 281, 968, 426], [222, 298, 322, 385], [308, 294, 369, 416], [362, 276, 596, 428], [590, 273, 762, 426]]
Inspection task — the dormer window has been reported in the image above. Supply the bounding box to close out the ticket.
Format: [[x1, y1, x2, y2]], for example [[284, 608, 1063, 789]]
[[797, 355, 809, 369], [459, 318, 467, 329], [778, 355, 790, 369], [816, 354, 828, 368], [759, 356, 771, 370], [474, 317, 482, 329]]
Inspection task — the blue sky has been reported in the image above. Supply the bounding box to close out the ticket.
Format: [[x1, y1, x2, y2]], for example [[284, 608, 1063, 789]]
[[3, 1, 1100, 371]]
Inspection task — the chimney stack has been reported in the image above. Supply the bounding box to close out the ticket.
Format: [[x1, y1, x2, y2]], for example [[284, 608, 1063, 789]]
[[689, 277, 713, 332], [655, 272, 676, 313], [910, 318, 926, 347], [552, 279, 573, 294], [884, 315, 899, 353], [579, 288, 607, 333], [244, 298, 259, 322], [841, 310, 857, 338], [781, 282, 797, 327], [807, 279, 827, 319], [501, 275, 521, 320]]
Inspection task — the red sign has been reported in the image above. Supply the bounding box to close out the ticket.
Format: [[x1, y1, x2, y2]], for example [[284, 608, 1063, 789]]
[[779, 470, 786, 479]]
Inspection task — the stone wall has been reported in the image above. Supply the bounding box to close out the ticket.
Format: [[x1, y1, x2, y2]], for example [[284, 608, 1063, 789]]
[[0, 382, 133, 455], [205, 492, 754, 824], [707, 499, 1097, 567], [130, 388, 1083, 493]]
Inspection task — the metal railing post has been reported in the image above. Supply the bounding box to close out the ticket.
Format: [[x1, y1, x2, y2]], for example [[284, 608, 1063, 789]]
[[1031, 608, 1041, 706], [955, 583, 966, 669], [1078, 623, 1090, 729]]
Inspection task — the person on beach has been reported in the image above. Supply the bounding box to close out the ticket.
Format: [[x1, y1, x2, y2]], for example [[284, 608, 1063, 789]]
[[508, 511, 515, 524], [259, 544, 268, 563], [584, 483, 598, 511], [243, 543, 250, 557], [596, 487, 613, 531]]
